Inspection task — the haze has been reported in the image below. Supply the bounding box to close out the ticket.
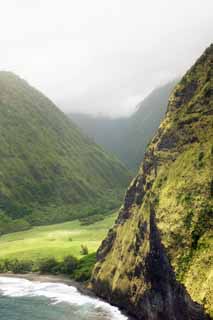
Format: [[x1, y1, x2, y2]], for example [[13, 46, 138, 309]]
[[1, 0, 212, 117]]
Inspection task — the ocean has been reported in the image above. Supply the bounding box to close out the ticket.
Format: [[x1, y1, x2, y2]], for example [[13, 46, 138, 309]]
[[0, 277, 128, 320]]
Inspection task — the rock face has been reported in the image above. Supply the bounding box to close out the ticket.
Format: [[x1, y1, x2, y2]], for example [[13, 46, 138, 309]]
[[91, 44, 213, 319]]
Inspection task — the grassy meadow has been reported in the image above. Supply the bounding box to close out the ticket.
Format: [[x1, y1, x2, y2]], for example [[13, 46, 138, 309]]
[[0, 213, 117, 262]]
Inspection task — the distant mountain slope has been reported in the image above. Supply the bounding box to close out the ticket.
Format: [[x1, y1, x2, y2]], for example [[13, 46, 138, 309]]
[[69, 113, 128, 161], [0, 72, 130, 233], [70, 80, 177, 171], [91, 44, 213, 319], [120, 81, 178, 169]]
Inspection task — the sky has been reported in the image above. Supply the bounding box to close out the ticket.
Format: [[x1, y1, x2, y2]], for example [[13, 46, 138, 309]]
[[1, 0, 213, 117]]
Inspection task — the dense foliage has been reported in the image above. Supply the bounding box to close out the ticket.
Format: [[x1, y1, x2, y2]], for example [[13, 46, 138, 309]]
[[0, 253, 96, 282], [91, 44, 213, 317], [0, 72, 130, 233]]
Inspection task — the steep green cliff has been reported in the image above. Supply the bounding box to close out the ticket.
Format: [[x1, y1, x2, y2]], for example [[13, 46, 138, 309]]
[[0, 72, 130, 233], [91, 44, 213, 319]]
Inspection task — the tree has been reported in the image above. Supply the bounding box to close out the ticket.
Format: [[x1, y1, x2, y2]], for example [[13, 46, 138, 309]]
[[80, 244, 88, 255], [61, 255, 78, 274]]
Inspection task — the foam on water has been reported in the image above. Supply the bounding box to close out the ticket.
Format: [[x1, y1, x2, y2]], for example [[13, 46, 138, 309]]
[[0, 277, 128, 320]]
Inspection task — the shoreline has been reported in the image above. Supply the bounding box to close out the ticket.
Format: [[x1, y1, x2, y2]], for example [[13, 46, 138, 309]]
[[0, 272, 95, 297], [0, 272, 136, 320]]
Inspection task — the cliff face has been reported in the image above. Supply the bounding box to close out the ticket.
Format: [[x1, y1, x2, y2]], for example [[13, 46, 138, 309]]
[[91, 44, 213, 319]]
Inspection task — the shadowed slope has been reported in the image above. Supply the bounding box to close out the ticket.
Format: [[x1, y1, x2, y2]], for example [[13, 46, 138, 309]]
[[91, 44, 213, 319], [70, 80, 177, 171], [0, 72, 130, 232]]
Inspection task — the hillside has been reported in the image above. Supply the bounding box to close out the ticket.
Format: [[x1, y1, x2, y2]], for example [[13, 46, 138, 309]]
[[91, 44, 213, 319], [70, 80, 177, 171], [70, 113, 128, 164], [0, 72, 130, 234]]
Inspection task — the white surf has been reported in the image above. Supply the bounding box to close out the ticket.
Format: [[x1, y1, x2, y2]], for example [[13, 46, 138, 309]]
[[0, 276, 128, 320]]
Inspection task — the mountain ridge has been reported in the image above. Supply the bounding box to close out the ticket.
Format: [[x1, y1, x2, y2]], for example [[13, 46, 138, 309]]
[[91, 44, 213, 319], [0, 71, 131, 233]]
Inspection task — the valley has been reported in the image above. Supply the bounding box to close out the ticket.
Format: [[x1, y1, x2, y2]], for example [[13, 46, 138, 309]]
[[0, 72, 130, 235], [0, 2, 212, 320], [0, 212, 117, 261], [0, 45, 212, 320], [70, 81, 177, 171]]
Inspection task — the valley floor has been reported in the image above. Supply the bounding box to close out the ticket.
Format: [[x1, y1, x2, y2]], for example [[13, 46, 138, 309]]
[[0, 213, 117, 261]]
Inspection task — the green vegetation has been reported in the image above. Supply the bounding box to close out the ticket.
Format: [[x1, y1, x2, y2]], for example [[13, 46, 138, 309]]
[[91, 44, 213, 317], [0, 211, 30, 235], [80, 244, 89, 255], [0, 212, 116, 261], [70, 80, 177, 171], [0, 254, 96, 282], [0, 213, 117, 281], [72, 253, 96, 281], [0, 72, 130, 233], [0, 193, 121, 235], [0, 259, 33, 274]]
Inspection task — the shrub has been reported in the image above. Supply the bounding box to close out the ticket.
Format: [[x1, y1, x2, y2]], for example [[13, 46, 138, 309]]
[[9, 259, 33, 274], [79, 214, 103, 225], [72, 253, 96, 282], [0, 211, 30, 235], [80, 245, 88, 255], [198, 151, 204, 162], [183, 209, 194, 229], [0, 259, 33, 273], [38, 257, 59, 274], [0, 260, 7, 272], [73, 270, 91, 282], [191, 204, 212, 249], [61, 255, 78, 274]]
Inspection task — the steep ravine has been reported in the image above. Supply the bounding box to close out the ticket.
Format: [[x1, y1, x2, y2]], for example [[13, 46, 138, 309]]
[[70, 80, 177, 171], [91, 44, 213, 319]]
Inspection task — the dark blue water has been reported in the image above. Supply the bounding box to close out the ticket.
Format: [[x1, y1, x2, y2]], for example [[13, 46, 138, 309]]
[[0, 296, 76, 320], [0, 277, 128, 320]]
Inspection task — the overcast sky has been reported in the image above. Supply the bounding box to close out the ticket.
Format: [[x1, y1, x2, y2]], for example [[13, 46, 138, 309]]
[[1, 0, 212, 117]]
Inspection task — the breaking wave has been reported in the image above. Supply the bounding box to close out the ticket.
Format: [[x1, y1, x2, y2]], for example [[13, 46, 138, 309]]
[[0, 277, 128, 320]]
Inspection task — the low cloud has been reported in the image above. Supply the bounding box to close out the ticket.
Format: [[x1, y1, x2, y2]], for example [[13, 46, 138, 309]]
[[1, 0, 213, 117]]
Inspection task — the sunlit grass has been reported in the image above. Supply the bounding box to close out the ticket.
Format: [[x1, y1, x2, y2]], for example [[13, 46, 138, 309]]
[[0, 213, 117, 261]]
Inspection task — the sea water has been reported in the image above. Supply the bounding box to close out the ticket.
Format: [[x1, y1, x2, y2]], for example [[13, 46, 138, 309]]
[[0, 277, 128, 320]]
